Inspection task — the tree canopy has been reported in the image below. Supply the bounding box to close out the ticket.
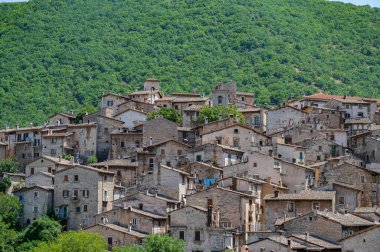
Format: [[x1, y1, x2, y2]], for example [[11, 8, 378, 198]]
[[0, 193, 21, 228], [0, 0, 379, 126], [147, 108, 182, 124], [0, 158, 19, 175], [113, 234, 185, 252], [195, 105, 245, 125]]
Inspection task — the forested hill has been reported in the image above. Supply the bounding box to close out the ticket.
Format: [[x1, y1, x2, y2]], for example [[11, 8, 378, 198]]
[[0, 0, 379, 126]]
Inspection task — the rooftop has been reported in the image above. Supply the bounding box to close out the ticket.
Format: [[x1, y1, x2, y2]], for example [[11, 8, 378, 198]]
[[265, 190, 335, 201]]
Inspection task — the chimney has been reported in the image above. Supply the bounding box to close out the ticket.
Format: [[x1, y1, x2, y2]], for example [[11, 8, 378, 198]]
[[287, 239, 291, 247], [123, 202, 127, 209], [305, 232, 309, 241], [70, 156, 75, 164], [154, 188, 158, 198], [228, 114, 234, 125], [274, 190, 279, 198], [204, 117, 209, 124], [16, 124, 19, 129], [58, 156, 62, 162], [149, 137, 153, 145], [128, 225, 132, 232]]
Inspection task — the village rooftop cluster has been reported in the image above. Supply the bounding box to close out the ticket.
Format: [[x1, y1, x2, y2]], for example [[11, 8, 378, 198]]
[[1, 79, 380, 251]]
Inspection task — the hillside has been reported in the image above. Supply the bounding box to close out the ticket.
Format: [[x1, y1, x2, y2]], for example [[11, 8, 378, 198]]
[[0, 0, 379, 126]]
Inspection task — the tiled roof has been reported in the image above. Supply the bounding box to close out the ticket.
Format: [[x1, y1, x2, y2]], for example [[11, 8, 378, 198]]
[[354, 207, 380, 214], [236, 91, 254, 97], [302, 93, 380, 104], [291, 234, 341, 249], [317, 211, 374, 227], [184, 104, 203, 111], [344, 118, 372, 124], [265, 190, 335, 201], [91, 159, 138, 167], [95, 224, 146, 238]]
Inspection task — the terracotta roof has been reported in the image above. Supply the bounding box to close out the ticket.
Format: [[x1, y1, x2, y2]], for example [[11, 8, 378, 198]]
[[36, 155, 75, 166], [236, 91, 254, 97], [265, 190, 335, 201], [303, 93, 380, 104]]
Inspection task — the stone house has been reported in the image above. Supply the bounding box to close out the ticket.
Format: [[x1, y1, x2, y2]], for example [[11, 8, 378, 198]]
[[100, 93, 129, 114], [182, 105, 202, 128], [353, 207, 380, 223], [25, 171, 54, 187], [13, 185, 54, 226], [325, 98, 376, 121], [91, 159, 138, 188], [85, 223, 145, 250], [275, 143, 307, 165], [54, 165, 115, 230], [25, 155, 74, 176], [264, 190, 336, 230], [188, 142, 244, 167], [127, 79, 162, 104], [344, 118, 372, 136], [142, 117, 179, 146], [239, 107, 266, 132], [317, 182, 362, 213], [113, 109, 147, 129], [280, 211, 374, 241], [109, 130, 143, 159], [186, 186, 257, 238], [341, 225, 380, 252], [83, 113, 124, 161], [116, 99, 155, 115], [112, 190, 180, 216], [2, 172, 25, 193], [245, 234, 341, 252], [0, 126, 43, 169], [0, 142, 7, 159], [200, 123, 270, 152], [266, 105, 308, 135], [169, 205, 230, 252], [41, 128, 71, 158], [211, 82, 237, 106], [66, 123, 97, 162], [322, 162, 380, 207], [49, 112, 76, 126], [298, 138, 346, 165], [279, 159, 316, 193], [302, 106, 345, 130]]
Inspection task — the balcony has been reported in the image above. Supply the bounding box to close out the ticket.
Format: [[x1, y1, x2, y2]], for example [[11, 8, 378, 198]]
[[71, 195, 80, 202]]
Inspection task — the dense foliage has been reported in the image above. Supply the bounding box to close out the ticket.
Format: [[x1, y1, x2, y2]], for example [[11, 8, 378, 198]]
[[29, 231, 107, 252], [0, 158, 19, 175], [113, 234, 185, 252], [0, 0, 379, 126], [196, 105, 245, 124], [147, 108, 182, 124]]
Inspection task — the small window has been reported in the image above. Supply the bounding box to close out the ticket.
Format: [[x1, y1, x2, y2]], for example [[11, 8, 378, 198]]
[[120, 141, 125, 148], [74, 175, 79, 182], [107, 237, 112, 245], [117, 170, 122, 176], [63, 190, 69, 198], [288, 202, 294, 212], [64, 175, 68, 182], [138, 203, 143, 210], [83, 205, 88, 212], [330, 135, 335, 141], [179, 231, 185, 240], [104, 176, 107, 181], [131, 218, 137, 226], [30, 168, 35, 175], [338, 196, 345, 205], [358, 112, 364, 118], [234, 128, 239, 134], [161, 149, 165, 155], [33, 206, 38, 213], [194, 230, 201, 241], [107, 100, 113, 107], [82, 190, 89, 198], [135, 140, 140, 148], [361, 176, 365, 183], [177, 149, 182, 155], [318, 146, 322, 151], [48, 167, 52, 173], [104, 128, 109, 134], [196, 155, 202, 162], [76, 207, 81, 213], [174, 105, 179, 110], [34, 191, 39, 198], [253, 162, 257, 167], [50, 149, 56, 155]]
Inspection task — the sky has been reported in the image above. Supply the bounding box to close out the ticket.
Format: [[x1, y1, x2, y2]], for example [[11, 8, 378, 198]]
[[329, 0, 380, 7]]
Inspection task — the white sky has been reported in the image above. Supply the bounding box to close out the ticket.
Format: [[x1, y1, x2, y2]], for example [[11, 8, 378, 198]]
[[329, 0, 380, 7]]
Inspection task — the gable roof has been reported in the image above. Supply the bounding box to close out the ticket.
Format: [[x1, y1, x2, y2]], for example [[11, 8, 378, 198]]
[[86, 223, 146, 238], [113, 108, 148, 117], [199, 123, 267, 137], [265, 190, 335, 201], [147, 139, 191, 148], [91, 159, 138, 167], [26, 155, 74, 167], [54, 165, 114, 175]]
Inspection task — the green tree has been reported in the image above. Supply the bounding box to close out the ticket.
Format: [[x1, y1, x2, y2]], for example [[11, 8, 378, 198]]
[[86, 155, 98, 164], [144, 234, 184, 252], [113, 245, 143, 252], [195, 105, 245, 125], [0, 193, 21, 228], [0, 158, 19, 175], [0, 218, 17, 252], [0, 177, 11, 193], [147, 108, 182, 124], [30, 231, 107, 252], [20, 216, 61, 247]]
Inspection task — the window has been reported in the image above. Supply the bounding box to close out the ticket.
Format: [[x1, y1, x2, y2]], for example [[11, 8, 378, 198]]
[[345, 104, 350, 109], [254, 116, 260, 125], [83, 205, 88, 212], [63, 190, 69, 198], [338, 196, 345, 205], [131, 218, 137, 226], [106, 100, 113, 107], [74, 175, 79, 182], [76, 207, 81, 213], [317, 156, 321, 161], [179, 231, 185, 240], [104, 128, 109, 134], [318, 146, 322, 151], [120, 141, 125, 148], [108, 237, 112, 245], [196, 155, 202, 162], [233, 137, 240, 148], [330, 134, 335, 141], [73, 189, 79, 198], [138, 203, 143, 210], [253, 162, 257, 167], [103, 191, 108, 201], [312, 202, 320, 210], [161, 149, 165, 155], [177, 149, 182, 155], [104, 176, 107, 181], [288, 202, 294, 212], [234, 128, 239, 134], [48, 167, 52, 173], [82, 190, 89, 198], [34, 191, 39, 198], [345, 113, 351, 119], [174, 105, 179, 110], [361, 176, 365, 183], [50, 149, 56, 156], [51, 138, 57, 144], [30, 168, 34, 175], [149, 158, 154, 169], [117, 170, 122, 176], [33, 206, 38, 213], [64, 175, 68, 182], [358, 112, 364, 118], [194, 231, 201, 241], [135, 140, 140, 148], [274, 161, 281, 169], [217, 96, 223, 105]]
